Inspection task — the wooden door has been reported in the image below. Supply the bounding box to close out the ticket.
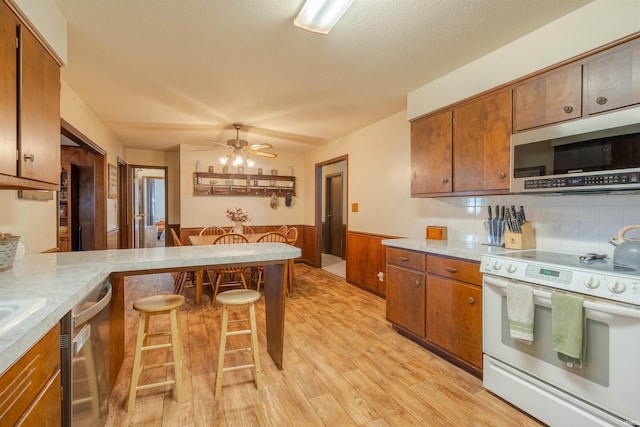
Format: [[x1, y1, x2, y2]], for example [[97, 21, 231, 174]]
[[325, 173, 343, 257], [411, 110, 452, 195], [0, 3, 17, 176], [20, 24, 60, 184], [584, 39, 640, 116], [453, 90, 511, 192]]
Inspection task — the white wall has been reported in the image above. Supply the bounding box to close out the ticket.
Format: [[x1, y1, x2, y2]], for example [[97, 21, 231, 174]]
[[179, 144, 305, 229]]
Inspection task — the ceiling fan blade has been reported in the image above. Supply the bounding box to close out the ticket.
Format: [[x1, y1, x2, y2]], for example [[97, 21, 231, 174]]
[[248, 149, 277, 158], [248, 143, 273, 150]]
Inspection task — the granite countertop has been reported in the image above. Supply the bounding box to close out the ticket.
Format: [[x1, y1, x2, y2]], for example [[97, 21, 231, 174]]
[[0, 243, 300, 374], [381, 238, 510, 262]]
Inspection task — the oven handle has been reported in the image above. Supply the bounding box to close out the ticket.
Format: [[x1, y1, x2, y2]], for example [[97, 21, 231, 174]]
[[483, 275, 640, 319]]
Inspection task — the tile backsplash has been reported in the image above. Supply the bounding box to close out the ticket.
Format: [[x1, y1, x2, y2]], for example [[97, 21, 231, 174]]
[[427, 193, 640, 256]]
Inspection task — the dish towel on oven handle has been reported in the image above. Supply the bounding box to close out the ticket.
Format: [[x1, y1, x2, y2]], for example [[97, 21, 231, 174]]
[[506, 282, 535, 344], [551, 292, 586, 368]]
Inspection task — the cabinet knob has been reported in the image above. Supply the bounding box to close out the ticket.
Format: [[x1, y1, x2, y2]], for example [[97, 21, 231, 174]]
[[415, 280, 421, 288], [596, 96, 607, 105], [23, 153, 34, 162], [442, 178, 449, 184], [400, 256, 409, 262], [499, 171, 506, 180], [468, 297, 475, 304], [445, 266, 457, 273], [563, 105, 574, 113]]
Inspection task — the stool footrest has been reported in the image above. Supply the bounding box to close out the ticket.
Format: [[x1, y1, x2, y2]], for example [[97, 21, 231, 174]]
[[226, 329, 251, 337], [142, 342, 173, 351], [224, 347, 251, 355], [222, 363, 255, 373], [135, 379, 176, 391], [143, 361, 175, 370]]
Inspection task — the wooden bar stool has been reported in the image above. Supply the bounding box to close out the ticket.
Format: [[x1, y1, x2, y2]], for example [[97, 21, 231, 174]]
[[127, 294, 185, 411], [215, 289, 262, 397]]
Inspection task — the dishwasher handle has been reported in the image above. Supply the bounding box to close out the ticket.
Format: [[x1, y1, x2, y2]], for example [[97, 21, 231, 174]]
[[73, 282, 112, 328]]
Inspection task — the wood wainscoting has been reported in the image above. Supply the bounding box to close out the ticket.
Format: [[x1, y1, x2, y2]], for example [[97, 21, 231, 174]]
[[345, 230, 397, 297]]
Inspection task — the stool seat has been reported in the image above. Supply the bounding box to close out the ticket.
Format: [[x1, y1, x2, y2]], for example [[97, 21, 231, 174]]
[[134, 294, 185, 313], [128, 293, 185, 411], [215, 289, 260, 305]]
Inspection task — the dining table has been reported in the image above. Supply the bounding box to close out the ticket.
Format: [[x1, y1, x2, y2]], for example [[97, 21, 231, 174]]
[[189, 232, 297, 298]]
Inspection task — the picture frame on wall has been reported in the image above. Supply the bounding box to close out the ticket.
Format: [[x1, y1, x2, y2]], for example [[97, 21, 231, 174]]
[[108, 163, 117, 199]]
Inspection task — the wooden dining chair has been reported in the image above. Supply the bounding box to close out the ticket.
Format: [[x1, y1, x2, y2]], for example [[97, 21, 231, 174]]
[[277, 225, 288, 235], [243, 225, 255, 234], [251, 232, 289, 293], [209, 233, 250, 302], [285, 227, 299, 293], [199, 226, 227, 236], [170, 228, 190, 294]]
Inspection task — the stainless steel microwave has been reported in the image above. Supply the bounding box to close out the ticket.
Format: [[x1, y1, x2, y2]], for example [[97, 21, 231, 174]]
[[510, 106, 640, 194]]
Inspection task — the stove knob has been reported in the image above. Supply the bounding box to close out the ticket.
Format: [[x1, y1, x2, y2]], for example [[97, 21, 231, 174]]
[[609, 280, 627, 294], [584, 276, 600, 289], [491, 261, 502, 271], [506, 264, 517, 273]]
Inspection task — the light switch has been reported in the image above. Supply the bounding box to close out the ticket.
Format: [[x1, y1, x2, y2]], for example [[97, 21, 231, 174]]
[[352, 203, 358, 212]]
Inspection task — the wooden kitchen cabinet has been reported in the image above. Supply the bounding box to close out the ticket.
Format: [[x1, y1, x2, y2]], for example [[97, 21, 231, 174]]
[[385, 247, 426, 337], [0, 2, 60, 190], [453, 89, 511, 193], [411, 110, 452, 195], [426, 255, 483, 372], [513, 64, 583, 131], [584, 38, 640, 116], [0, 324, 62, 426], [411, 90, 511, 196]]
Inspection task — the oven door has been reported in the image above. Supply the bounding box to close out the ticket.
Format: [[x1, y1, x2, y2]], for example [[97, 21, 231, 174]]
[[483, 275, 640, 424]]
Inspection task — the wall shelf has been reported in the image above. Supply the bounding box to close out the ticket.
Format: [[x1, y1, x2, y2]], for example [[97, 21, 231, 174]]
[[193, 172, 296, 197]]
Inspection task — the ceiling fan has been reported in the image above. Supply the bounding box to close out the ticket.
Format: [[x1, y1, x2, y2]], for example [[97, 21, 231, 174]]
[[212, 123, 277, 167]]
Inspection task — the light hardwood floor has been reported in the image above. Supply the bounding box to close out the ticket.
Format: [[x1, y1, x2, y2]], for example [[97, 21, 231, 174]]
[[107, 264, 545, 426]]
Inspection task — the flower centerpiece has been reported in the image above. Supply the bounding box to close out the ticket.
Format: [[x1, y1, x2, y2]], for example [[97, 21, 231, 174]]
[[226, 207, 254, 234]]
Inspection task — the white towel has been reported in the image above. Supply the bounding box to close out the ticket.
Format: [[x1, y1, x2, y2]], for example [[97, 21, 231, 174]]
[[507, 282, 535, 345]]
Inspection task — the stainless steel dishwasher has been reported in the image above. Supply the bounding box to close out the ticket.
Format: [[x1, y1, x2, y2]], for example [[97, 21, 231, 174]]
[[60, 280, 112, 426]]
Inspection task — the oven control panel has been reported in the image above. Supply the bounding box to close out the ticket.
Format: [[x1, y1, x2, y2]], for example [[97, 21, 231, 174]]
[[480, 255, 640, 305]]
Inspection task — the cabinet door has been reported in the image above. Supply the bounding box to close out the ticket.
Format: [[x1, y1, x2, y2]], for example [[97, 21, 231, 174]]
[[18, 370, 61, 427], [584, 40, 640, 115], [386, 264, 426, 337], [453, 90, 511, 192], [513, 65, 582, 131], [19, 25, 60, 184], [426, 275, 482, 369], [0, 3, 17, 176], [411, 110, 452, 195]]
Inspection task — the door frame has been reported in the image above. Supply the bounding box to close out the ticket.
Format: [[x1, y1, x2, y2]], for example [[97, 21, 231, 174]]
[[127, 165, 168, 248], [314, 155, 348, 268]]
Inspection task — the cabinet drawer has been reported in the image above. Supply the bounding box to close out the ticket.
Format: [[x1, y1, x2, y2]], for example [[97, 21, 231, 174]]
[[0, 324, 60, 426], [427, 256, 481, 285], [387, 247, 426, 271]]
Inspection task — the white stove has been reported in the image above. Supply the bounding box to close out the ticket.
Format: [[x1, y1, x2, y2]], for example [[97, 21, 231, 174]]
[[480, 250, 640, 306]]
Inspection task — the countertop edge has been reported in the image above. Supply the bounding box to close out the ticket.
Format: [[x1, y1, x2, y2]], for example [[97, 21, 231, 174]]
[[381, 238, 509, 262]]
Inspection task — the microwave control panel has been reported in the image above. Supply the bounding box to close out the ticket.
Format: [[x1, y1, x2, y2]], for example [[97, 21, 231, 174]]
[[524, 171, 640, 190]]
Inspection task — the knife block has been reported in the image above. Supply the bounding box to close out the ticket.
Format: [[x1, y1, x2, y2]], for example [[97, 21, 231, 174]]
[[505, 221, 536, 250]]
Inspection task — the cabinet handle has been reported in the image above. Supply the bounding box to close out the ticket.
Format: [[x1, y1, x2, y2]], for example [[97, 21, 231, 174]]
[[468, 297, 475, 304], [563, 105, 574, 114], [445, 267, 457, 273], [596, 96, 607, 105], [415, 280, 421, 288], [23, 153, 34, 162], [400, 256, 409, 262], [499, 171, 506, 180], [442, 178, 449, 184]]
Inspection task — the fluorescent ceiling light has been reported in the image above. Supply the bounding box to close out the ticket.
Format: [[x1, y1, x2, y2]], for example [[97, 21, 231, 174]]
[[294, 0, 354, 34]]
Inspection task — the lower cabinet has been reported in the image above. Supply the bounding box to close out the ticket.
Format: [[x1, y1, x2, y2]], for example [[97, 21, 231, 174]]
[[385, 248, 483, 376], [0, 324, 62, 426]]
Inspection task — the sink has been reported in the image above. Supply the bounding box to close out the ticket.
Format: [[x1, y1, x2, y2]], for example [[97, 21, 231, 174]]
[[0, 298, 46, 335]]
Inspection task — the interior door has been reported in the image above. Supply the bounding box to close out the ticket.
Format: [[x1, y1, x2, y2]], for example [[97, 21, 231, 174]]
[[131, 166, 167, 248], [326, 173, 343, 257]]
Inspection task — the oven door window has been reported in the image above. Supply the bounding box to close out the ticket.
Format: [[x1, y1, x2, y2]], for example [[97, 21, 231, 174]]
[[499, 296, 610, 386]]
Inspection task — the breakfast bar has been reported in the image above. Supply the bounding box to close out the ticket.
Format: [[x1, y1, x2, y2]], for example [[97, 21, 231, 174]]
[[0, 242, 300, 390]]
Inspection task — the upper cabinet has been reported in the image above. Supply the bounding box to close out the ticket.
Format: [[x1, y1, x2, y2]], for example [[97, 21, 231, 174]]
[[0, 2, 60, 190], [584, 39, 640, 116], [411, 90, 511, 197], [513, 65, 582, 132]]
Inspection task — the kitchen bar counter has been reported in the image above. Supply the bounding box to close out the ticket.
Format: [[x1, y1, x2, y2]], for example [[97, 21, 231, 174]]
[[0, 243, 300, 375], [381, 238, 509, 261]]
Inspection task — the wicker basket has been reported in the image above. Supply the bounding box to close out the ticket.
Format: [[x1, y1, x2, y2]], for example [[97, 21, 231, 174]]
[[0, 235, 20, 272]]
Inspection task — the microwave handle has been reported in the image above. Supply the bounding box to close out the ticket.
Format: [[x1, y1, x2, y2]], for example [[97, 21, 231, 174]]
[[483, 275, 640, 319]]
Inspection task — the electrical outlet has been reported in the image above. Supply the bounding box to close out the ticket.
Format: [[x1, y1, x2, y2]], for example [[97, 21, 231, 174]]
[[377, 272, 384, 282]]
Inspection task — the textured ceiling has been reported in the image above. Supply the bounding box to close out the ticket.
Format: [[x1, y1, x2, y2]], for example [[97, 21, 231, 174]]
[[54, 0, 591, 154]]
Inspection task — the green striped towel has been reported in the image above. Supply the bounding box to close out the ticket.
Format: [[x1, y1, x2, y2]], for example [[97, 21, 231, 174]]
[[551, 292, 585, 368]]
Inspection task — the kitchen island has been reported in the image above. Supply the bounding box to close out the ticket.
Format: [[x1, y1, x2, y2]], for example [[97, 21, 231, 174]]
[[0, 242, 300, 383]]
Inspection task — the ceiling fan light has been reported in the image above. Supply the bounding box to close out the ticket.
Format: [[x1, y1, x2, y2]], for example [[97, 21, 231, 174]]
[[246, 158, 255, 167], [294, 0, 354, 34], [219, 156, 228, 165], [233, 156, 243, 166]]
